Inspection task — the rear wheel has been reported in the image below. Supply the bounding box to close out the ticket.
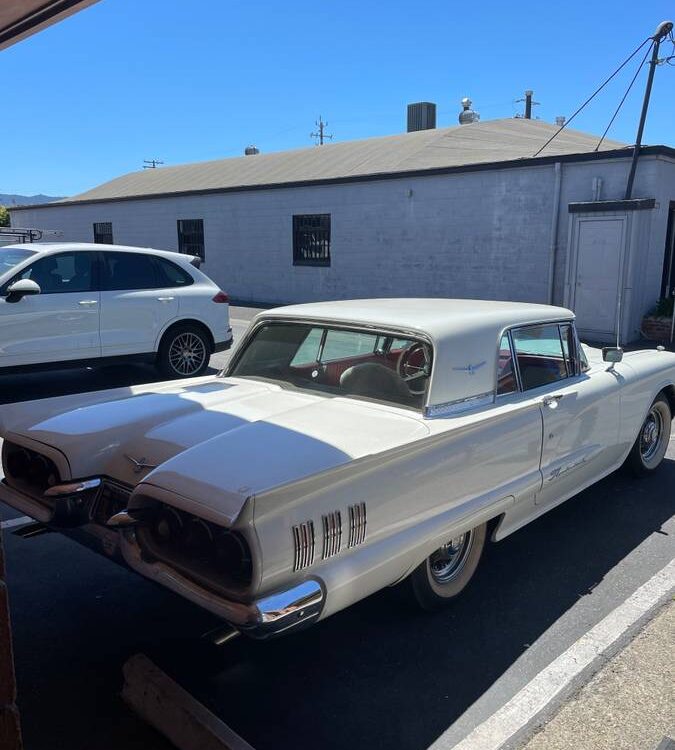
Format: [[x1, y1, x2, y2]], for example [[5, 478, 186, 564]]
[[157, 324, 210, 378], [625, 395, 671, 476], [407, 522, 487, 611]]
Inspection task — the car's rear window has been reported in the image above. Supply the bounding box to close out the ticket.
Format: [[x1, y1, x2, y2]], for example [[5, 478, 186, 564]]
[[228, 322, 432, 409], [0, 247, 36, 275]]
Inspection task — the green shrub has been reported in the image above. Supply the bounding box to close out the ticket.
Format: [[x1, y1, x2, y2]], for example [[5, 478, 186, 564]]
[[650, 296, 674, 317]]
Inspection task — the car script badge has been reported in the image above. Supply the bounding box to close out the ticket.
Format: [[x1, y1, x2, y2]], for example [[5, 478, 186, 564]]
[[452, 361, 486, 376], [124, 454, 157, 474]]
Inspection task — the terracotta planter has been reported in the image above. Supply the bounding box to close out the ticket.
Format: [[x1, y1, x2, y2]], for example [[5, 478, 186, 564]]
[[641, 315, 674, 342]]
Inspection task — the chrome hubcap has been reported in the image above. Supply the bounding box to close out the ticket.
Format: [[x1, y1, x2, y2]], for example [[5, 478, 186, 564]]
[[429, 531, 474, 584], [168, 333, 206, 375], [640, 408, 663, 462]]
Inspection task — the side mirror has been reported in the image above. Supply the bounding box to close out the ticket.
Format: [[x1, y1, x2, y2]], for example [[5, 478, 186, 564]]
[[5, 279, 41, 303], [602, 346, 623, 364]]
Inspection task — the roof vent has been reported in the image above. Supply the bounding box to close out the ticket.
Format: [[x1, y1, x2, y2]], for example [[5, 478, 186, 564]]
[[555, 116, 566, 127], [244, 145, 260, 155], [458, 97, 480, 125], [407, 102, 437, 132]]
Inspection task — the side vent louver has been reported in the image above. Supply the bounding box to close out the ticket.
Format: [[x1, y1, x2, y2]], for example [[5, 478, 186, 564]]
[[292, 520, 315, 571], [348, 502, 367, 548], [322, 510, 342, 560]]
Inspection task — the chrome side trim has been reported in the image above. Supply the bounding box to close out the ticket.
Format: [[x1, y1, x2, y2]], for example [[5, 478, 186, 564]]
[[43, 478, 101, 497], [424, 392, 495, 419], [292, 520, 315, 571], [348, 502, 367, 548], [321, 510, 342, 560]]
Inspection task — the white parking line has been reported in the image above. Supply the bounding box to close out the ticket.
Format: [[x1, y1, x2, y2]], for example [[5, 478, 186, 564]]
[[429, 557, 675, 750], [0, 515, 32, 530]]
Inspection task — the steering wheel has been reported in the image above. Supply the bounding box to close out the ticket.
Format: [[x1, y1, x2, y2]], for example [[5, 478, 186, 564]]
[[397, 343, 431, 395]]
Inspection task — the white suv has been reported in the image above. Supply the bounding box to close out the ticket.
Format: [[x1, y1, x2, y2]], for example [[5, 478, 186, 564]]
[[0, 243, 232, 378]]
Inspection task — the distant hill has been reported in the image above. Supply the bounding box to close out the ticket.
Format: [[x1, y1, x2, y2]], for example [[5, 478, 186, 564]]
[[0, 193, 64, 207]]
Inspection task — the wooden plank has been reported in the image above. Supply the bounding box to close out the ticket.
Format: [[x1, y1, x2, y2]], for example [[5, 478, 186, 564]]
[[122, 653, 255, 750], [0, 530, 22, 749]]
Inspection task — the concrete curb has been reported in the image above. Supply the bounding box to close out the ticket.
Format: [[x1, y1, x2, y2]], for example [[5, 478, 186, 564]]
[[122, 653, 255, 750]]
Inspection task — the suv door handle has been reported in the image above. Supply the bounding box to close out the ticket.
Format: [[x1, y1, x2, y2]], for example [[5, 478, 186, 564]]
[[542, 394, 564, 409], [78, 300, 98, 306], [157, 296, 175, 302]]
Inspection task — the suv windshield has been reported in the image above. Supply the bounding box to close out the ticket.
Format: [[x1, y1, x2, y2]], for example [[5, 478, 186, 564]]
[[0, 247, 36, 276], [228, 322, 432, 409]]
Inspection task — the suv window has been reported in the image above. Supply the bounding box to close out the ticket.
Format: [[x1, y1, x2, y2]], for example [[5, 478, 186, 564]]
[[512, 324, 570, 390], [102, 252, 157, 291], [155, 257, 193, 288], [12, 252, 96, 294]]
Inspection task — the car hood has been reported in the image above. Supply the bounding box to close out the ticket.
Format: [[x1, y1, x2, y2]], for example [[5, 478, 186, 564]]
[[1, 376, 429, 508]]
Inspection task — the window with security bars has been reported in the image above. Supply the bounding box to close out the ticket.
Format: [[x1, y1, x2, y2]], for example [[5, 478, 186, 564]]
[[177, 219, 205, 260], [93, 222, 113, 244], [293, 214, 331, 267]]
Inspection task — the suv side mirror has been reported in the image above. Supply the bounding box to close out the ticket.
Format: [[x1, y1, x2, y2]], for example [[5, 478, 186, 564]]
[[5, 279, 41, 303], [602, 346, 623, 364]]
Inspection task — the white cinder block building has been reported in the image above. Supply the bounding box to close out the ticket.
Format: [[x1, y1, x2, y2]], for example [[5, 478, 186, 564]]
[[11, 118, 675, 343]]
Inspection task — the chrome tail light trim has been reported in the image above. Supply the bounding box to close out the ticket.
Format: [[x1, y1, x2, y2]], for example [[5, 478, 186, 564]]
[[292, 520, 315, 571]]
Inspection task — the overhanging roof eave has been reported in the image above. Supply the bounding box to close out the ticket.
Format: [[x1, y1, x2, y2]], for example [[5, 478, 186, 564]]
[[9, 144, 675, 212]]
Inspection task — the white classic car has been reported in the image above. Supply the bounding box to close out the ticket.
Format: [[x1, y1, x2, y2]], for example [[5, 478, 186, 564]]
[[1, 299, 673, 637]]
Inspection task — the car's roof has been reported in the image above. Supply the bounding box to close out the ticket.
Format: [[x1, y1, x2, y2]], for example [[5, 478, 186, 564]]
[[258, 299, 575, 409], [262, 298, 574, 339], [0, 242, 190, 261]]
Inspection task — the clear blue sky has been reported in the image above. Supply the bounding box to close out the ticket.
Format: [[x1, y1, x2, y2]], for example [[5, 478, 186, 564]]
[[2, 0, 674, 197]]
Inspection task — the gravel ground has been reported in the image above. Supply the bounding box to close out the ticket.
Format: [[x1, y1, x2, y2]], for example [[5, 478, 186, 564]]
[[522, 600, 675, 750]]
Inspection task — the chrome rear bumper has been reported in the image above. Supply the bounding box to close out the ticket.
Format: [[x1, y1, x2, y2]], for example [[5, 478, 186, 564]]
[[120, 531, 324, 638], [0, 480, 325, 639]]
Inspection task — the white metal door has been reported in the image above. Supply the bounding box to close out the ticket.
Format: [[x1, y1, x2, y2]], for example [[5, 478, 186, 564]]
[[534, 371, 622, 507], [570, 215, 627, 336]]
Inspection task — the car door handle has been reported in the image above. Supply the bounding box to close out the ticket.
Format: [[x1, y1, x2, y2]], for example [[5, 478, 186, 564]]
[[157, 296, 175, 302], [542, 394, 564, 409], [78, 300, 98, 306]]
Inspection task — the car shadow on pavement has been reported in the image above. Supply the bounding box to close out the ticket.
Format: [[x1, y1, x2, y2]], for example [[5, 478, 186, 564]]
[[163, 460, 675, 750]]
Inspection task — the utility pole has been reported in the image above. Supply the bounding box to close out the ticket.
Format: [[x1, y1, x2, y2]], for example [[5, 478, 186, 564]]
[[143, 159, 164, 169], [310, 116, 333, 145], [516, 90, 539, 119], [624, 20, 673, 199]]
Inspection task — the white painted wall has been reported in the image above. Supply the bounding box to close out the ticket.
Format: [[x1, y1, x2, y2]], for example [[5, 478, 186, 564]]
[[10, 154, 675, 342]]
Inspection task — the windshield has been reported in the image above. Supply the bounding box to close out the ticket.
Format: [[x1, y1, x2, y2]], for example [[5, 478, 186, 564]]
[[0, 247, 37, 276], [228, 322, 432, 409]]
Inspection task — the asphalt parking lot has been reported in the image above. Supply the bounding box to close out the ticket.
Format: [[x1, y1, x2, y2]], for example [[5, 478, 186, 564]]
[[1, 310, 673, 750]]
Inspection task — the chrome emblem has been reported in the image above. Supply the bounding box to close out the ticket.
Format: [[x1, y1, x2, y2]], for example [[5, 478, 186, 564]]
[[124, 454, 157, 474], [452, 361, 486, 376]]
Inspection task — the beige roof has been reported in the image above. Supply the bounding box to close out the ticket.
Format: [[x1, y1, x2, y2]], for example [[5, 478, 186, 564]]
[[60, 118, 627, 205]]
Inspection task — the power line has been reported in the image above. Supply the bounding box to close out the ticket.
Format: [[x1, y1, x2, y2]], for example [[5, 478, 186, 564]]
[[532, 35, 653, 157], [595, 43, 654, 151], [310, 116, 333, 145]]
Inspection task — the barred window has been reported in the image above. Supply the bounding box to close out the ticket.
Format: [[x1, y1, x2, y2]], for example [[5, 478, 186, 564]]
[[177, 219, 205, 260], [293, 214, 330, 267], [93, 222, 113, 244]]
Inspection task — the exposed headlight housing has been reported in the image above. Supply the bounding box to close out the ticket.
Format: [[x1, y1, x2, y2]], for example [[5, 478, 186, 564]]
[[136, 503, 253, 594], [2, 441, 60, 496]]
